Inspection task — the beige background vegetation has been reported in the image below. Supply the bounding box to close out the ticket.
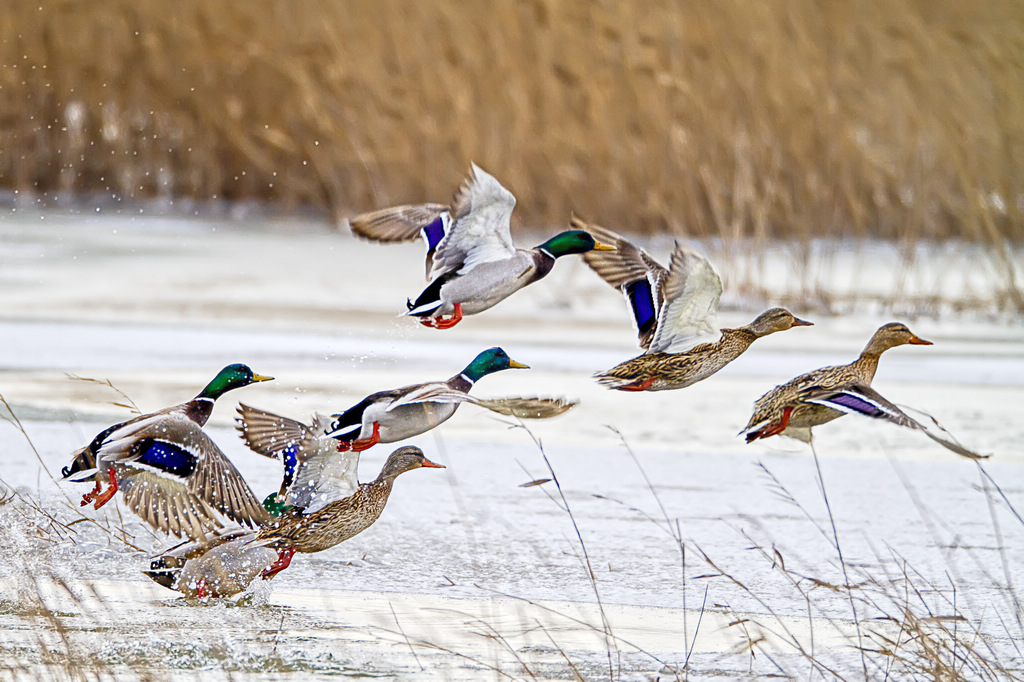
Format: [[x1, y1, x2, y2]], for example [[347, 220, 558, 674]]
[[1, 0, 1022, 246]]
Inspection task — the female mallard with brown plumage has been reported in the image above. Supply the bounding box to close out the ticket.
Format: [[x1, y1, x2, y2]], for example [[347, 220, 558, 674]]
[[578, 217, 812, 391], [251, 446, 444, 578], [349, 164, 614, 328], [237, 408, 441, 576], [147, 407, 446, 596], [61, 364, 274, 538], [741, 322, 985, 459]]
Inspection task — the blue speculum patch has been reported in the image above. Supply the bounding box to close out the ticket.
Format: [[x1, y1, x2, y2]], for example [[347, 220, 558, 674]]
[[282, 444, 299, 489], [135, 439, 198, 478], [625, 279, 657, 338], [421, 215, 447, 251], [829, 392, 884, 417]]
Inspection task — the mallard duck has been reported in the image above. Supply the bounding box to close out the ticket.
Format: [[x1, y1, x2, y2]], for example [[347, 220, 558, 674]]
[[349, 163, 615, 328], [61, 364, 274, 537], [577, 217, 812, 391], [144, 527, 277, 599], [741, 323, 985, 459], [146, 431, 444, 595], [303, 347, 573, 452], [250, 445, 444, 578]]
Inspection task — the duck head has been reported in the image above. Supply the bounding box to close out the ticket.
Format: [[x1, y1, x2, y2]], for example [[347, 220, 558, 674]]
[[199, 364, 274, 400], [379, 446, 446, 480], [462, 347, 529, 382], [748, 308, 813, 337], [862, 322, 932, 356], [535, 230, 615, 258]]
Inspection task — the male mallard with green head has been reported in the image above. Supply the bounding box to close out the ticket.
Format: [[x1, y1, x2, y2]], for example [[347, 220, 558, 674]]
[[349, 164, 614, 328], [276, 347, 573, 453], [741, 323, 985, 458], [61, 364, 274, 537], [578, 218, 812, 391]]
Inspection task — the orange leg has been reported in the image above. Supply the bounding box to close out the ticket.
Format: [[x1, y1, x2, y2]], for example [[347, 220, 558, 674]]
[[747, 406, 794, 443], [420, 303, 463, 330], [260, 546, 297, 580], [80, 479, 103, 507], [350, 422, 381, 452], [91, 467, 119, 509], [617, 376, 656, 392], [81, 467, 118, 508]]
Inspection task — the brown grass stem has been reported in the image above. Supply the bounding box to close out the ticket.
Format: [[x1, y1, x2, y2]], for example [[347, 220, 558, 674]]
[[810, 441, 868, 679]]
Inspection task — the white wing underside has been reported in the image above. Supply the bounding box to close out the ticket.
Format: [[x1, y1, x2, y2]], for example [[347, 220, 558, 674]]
[[235, 404, 360, 514], [286, 436, 360, 514], [648, 244, 723, 354], [429, 164, 516, 279]]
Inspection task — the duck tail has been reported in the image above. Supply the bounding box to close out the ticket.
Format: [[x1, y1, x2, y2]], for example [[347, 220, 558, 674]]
[[405, 285, 444, 318], [143, 528, 257, 594], [143, 558, 183, 591], [593, 370, 645, 391], [61, 445, 98, 481]]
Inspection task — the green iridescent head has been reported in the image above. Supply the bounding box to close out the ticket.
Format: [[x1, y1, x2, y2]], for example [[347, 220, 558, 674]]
[[198, 363, 274, 400], [535, 230, 615, 258], [262, 492, 294, 517], [462, 347, 529, 382]]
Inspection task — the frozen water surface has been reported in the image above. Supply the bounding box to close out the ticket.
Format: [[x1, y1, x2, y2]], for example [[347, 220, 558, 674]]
[[0, 210, 1022, 679]]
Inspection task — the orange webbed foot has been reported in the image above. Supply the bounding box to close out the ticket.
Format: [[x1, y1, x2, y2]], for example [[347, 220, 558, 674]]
[[260, 546, 297, 580], [617, 376, 656, 392], [420, 303, 463, 330], [747, 406, 795, 442], [350, 422, 381, 452], [82, 468, 118, 509], [80, 479, 103, 507]]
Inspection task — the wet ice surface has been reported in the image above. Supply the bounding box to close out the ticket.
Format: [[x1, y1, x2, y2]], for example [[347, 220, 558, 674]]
[[1, 211, 1023, 679]]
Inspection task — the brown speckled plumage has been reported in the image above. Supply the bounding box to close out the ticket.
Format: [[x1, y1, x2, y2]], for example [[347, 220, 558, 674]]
[[252, 446, 444, 554], [595, 310, 811, 391], [579, 218, 811, 392], [742, 322, 932, 443]]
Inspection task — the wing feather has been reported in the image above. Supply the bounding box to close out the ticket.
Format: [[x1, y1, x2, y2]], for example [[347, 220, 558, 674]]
[[648, 245, 723, 354], [576, 217, 670, 350], [236, 404, 360, 512], [348, 203, 449, 243], [803, 384, 988, 460], [429, 164, 517, 279]]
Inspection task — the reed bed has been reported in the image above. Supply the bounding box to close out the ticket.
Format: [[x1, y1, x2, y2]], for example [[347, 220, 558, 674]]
[[1, 0, 1022, 251]]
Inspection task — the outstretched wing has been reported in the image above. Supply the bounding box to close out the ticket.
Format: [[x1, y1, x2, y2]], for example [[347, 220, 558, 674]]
[[348, 203, 450, 278], [236, 404, 360, 513], [386, 382, 469, 410], [100, 413, 270, 538], [648, 245, 723, 354], [803, 384, 988, 460], [118, 471, 227, 540], [430, 164, 517, 279], [348, 203, 449, 243], [392, 385, 577, 420], [461, 395, 578, 419], [577, 217, 669, 351]]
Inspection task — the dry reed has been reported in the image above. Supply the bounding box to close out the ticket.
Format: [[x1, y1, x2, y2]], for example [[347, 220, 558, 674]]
[[0, 0, 1021, 251]]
